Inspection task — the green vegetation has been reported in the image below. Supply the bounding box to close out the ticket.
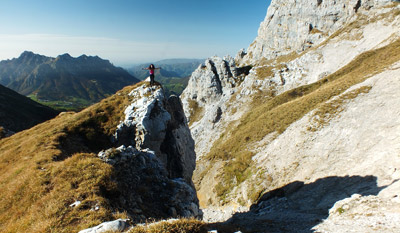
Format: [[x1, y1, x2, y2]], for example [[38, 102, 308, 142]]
[[128, 59, 202, 96], [206, 38, 400, 202], [0, 51, 139, 112], [337, 207, 345, 214], [28, 94, 93, 111], [160, 76, 190, 96]]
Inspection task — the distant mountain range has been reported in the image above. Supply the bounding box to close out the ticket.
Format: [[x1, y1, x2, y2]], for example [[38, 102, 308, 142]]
[[129, 59, 204, 80], [0, 51, 140, 110], [0, 84, 58, 135], [128, 58, 203, 96]]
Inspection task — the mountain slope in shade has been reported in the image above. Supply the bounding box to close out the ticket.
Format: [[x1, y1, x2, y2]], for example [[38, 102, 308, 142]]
[[0, 84, 58, 134], [0, 51, 140, 110]]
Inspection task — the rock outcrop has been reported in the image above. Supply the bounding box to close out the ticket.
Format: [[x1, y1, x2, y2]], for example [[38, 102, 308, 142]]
[[241, 0, 390, 64], [181, 56, 251, 157], [79, 219, 130, 233], [81, 83, 201, 231], [181, 1, 400, 232], [0, 81, 201, 232], [114, 83, 196, 185]]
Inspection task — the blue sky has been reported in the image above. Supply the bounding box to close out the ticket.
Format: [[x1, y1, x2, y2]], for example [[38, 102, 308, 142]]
[[0, 0, 271, 66]]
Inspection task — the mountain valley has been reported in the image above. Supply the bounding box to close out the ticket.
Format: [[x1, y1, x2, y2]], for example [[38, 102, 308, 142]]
[[0, 52, 139, 111], [128, 59, 203, 96]]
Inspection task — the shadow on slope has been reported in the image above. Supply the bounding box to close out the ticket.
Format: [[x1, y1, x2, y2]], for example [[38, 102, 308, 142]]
[[209, 175, 389, 233]]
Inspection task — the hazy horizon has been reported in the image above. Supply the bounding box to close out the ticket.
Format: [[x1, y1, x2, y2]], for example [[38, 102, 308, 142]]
[[0, 0, 271, 66]]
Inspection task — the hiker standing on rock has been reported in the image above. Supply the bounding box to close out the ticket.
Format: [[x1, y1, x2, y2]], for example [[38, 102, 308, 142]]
[[143, 64, 161, 85]]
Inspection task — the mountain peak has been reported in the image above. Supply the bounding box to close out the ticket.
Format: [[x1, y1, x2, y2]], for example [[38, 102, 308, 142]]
[[18, 51, 37, 60], [56, 53, 73, 61], [20, 50, 34, 56], [0, 51, 139, 110]]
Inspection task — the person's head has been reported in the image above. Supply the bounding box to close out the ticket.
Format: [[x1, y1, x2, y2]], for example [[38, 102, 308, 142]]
[[149, 64, 155, 69]]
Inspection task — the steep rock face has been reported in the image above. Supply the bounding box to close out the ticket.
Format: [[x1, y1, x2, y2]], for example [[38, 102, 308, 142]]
[[182, 1, 395, 159], [181, 56, 251, 157], [114, 84, 196, 185], [207, 60, 400, 232], [103, 83, 200, 221], [182, 0, 398, 167], [242, 0, 389, 64], [181, 1, 400, 231]]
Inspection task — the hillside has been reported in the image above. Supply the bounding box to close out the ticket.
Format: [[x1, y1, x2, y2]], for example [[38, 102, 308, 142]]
[[181, 0, 400, 232], [0, 82, 200, 232], [0, 51, 140, 110], [0, 84, 58, 136]]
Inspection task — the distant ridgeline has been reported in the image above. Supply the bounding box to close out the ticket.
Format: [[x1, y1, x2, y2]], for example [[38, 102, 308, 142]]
[[128, 59, 203, 96], [0, 51, 140, 111]]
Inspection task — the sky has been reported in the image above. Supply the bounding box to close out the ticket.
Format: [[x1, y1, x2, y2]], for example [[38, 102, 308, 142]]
[[0, 0, 271, 66]]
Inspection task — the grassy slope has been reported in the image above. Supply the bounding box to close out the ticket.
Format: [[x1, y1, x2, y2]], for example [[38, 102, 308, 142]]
[[0, 84, 138, 232], [203, 37, 400, 202]]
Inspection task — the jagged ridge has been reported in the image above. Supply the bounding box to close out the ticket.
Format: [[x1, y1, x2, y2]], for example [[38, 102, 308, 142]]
[[181, 1, 400, 232]]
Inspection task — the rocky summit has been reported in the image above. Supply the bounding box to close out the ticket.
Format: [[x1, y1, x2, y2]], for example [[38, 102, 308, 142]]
[[181, 0, 400, 232], [0, 82, 200, 232], [96, 83, 201, 221]]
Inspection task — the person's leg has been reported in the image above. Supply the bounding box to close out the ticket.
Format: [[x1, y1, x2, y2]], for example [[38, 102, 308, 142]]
[[150, 74, 154, 85]]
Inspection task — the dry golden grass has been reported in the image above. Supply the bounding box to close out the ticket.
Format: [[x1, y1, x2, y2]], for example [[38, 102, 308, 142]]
[[0, 127, 5, 139], [0, 83, 143, 232], [129, 218, 206, 233], [128, 218, 243, 233], [205, 38, 400, 202], [187, 99, 204, 126], [310, 28, 324, 34], [308, 85, 372, 131]]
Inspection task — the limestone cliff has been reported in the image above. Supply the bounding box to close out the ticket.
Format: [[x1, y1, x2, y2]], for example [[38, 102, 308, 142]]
[[182, 1, 400, 232], [101, 83, 200, 220], [113, 84, 196, 185], [0, 82, 200, 232], [242, 0, 390, 64]]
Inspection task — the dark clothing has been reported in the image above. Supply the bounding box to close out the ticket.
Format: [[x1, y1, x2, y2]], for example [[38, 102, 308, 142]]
[[150, 74, 155, 85]]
